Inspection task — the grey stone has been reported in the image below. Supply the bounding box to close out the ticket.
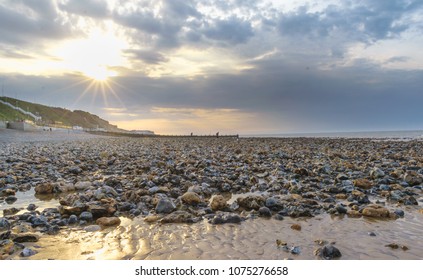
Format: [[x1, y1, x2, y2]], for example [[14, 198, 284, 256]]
[[155, 198, 176, 214], [79, 211, 93, 222], [315, 245, 342, 260], [68, 215, 78, 224], [20, 247, 37, 257]]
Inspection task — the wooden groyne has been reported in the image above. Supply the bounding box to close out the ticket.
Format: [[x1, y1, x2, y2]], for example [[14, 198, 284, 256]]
[[87, 131, 239, 139]]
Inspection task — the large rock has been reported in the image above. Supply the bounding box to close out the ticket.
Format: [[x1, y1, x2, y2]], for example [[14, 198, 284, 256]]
[[96, 217, 121, 227], [34, 183, 54, 194], [181, 192, 202, 205], [155, 198, 176, 214], [353, 179, 373, 190], [210, 195, 227, 211], [362, 205, 391, 218]]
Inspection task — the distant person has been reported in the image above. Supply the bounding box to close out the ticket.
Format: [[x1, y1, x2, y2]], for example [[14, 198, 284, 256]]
[[216, 132, 219, 138]]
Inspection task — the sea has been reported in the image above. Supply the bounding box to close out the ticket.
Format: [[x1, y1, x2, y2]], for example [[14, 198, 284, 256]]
[[242, 130, 423, 140]]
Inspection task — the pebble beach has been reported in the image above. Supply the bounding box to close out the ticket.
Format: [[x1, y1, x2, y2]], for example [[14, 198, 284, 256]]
[[1, 129, 422, 260]]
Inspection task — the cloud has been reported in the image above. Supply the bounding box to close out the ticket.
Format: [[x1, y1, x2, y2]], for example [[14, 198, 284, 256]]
[[0, 0, 72, 45], [1, 1, 423, 134], [203, 16, 254, 45], [123, 49, 168, 65], [58, 0, 110, 18]]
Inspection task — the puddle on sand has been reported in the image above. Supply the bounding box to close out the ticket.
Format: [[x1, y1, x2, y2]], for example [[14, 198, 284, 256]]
[[21, 209, 423, 260], [0, 188, 61, 216]]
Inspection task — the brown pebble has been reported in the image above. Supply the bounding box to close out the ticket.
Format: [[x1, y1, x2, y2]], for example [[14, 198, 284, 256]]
[[314, 240, 328, 245], [401, 245, 409, 251], [290, 224, 301, 231], [385, 243, 399, 249], [276, 239, 287, 247]]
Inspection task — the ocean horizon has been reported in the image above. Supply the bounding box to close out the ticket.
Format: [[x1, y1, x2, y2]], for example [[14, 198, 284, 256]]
[[242, 129, 423, 139]]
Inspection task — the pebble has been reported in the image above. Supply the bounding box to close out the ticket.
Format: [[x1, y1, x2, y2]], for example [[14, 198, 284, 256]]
[[394, 209, 405, 218], [68, 215, 78, 225], [27, 204, 37, 211], [181, 192, 202, 205], [84, 225, 102, 232], [155, 198, 176, 214], [13, 234, 39, 243], [362, 205, 391, 219], [258, 207, 272, 217], [314, 245, 342, 260], [290, 224, 302, 231], [79, 212, 94, 222], [96, 217, 121, 227], [5, 196, 17, 204], [353, 179, 373, 190], [290, 246, 301, 255], [209, 213, 244, 224], [210, 195, 227, 211], [161, 211, 198, 224], [1, 134, 422, 259], [34, 183, 54, 195], [20, 247, 37, 257]]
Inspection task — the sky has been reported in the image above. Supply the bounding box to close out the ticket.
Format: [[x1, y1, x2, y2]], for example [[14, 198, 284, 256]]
[[0, 0, 422, 135]]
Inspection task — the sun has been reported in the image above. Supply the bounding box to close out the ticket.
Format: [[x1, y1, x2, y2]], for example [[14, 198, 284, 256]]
[[84, 65, 117, 82], [52, 26, 127, 81]]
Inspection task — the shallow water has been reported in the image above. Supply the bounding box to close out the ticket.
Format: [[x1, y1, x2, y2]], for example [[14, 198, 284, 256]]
[[3, 190, 422, 260], [21, 209, 422, 260]]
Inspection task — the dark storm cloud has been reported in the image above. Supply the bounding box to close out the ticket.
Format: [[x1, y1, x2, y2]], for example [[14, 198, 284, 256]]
[[0, 0, 71, 45], [58, 0, 110, 18]]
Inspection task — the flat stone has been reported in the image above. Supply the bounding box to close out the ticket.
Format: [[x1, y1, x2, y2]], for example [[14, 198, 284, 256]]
[[362, 205, 391, 218], [160, 211, 197, 223], [13, 234, 39, 243], [96, 217, 121, 227], [354, 179, 373, 190], [84, 225, 102, 232]]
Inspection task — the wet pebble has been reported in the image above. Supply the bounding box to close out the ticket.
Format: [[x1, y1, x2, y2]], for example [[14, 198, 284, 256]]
[[314, 245, 342, 260], [79, 212, 93, 222], [20, 247, 37, 257]]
